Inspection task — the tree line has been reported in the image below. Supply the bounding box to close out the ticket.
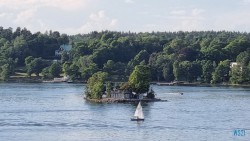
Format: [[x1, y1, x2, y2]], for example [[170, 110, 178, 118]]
[[0, 26, 250, 84]]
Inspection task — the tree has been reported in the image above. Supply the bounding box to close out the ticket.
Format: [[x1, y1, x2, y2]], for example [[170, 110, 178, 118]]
[[230, 64, 243, 84], [236, 51, 250, 66], [201, 60, 214, 83], [106, 81, 112, 98], [103, 60, 115, 72], [13, 35, 29, 65], [80, 63, 98, 80], [49, 62, 61, 77], [92, 48, 113, 68], [86, 71, 108, 99], [0, 38, 8, 47], [173, 61, 187, 81], [230, 62, 250, 84], [61, 51, 69, 64], [69, 63, 81, 80], [165, 38, 186, 54], [31, 57, 45, 76], [25, 56, 34, 65], [188, 61, 202, 82], [128, 64, 150, 94], [211, 60, 230, 84], [0, 64, 10, 81], [177, 47, 198, 61], [173, 61, 180, 81], [26, 57, 44, 76], [2, 27, 250, 85], [0, 58, 17, 76], [127, 50, 150, 74], [62, 62, 71, 75], [62, 61, 81, 80], [41, 67, 50, 79], [77, 56, 98, 80], [223, 36, 248, 60], [162, 64, 174, 82]]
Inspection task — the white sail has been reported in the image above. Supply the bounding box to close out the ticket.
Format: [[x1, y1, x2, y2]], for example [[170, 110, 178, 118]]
[[134, 102, 144, 119]]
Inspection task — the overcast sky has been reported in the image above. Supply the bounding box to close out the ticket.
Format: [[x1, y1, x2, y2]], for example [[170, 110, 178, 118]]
[[1, 0, 250, 35]]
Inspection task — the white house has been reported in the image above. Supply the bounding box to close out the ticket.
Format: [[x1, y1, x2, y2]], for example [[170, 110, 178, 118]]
[[230, 62, 238, 68], [55, 44, 72, 56], [230, 62, 242, 71]]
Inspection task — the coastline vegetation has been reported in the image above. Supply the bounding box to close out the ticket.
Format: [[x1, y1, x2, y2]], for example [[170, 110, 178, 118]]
[[85, 64, 157, 102], [0, 26, 250, 85]]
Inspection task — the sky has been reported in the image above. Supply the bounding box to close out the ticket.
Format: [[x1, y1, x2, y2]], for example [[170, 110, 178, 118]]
[[0, 0, 250, 35]]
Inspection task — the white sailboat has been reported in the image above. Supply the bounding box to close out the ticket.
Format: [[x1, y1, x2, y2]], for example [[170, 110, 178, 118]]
[[131, 101, 144, 121]]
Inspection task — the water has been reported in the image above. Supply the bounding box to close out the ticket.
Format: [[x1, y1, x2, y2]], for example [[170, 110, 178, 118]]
[[0, 83, 249, 141]]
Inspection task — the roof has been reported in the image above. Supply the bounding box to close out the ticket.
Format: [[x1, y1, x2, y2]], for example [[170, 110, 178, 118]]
[[60, 44, 72, 51]]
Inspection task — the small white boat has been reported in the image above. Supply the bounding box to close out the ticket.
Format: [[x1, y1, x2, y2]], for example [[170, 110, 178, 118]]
[[131, 101, 144, 121]]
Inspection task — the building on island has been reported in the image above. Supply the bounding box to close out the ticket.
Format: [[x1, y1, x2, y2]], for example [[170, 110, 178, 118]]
[[109, 89, 144, 100], [55, 44, 72, 56]]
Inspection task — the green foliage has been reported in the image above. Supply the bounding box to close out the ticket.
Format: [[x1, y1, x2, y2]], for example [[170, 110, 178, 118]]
[[68, 63, 81, 79], [1, 27, 250, 84], [49, 62, 62, 78], [77, 56, 98, 80], [41, 62, 62, 79], [128, 65, 150, 94], [173, 61, 186, 81], [212, 60, 230, 83], [230, 65, 243, 84], [103, 60, 126, 80], [62, 62, 71, 75], [173, 61, 202, 82], [86, 71, 108, 99], [106, 81, 112, 98], [236, 51, 250, 66], [13, 35, 30, 65], [61, 51, 70, 64], [25, 56, 34, 65], [148, 52, 173, 81], [41, 67, 50, 79], [103, 60, 115, 72], [62, 62, 81, 80], [120, 82, 131, 90], [127, 50, 150, 75], [201, 60, 214, 83], [25, 57, 44, 76], [229, 55, 250, 83], [0, 59, 17, 79], [0, 64, 11, 81]]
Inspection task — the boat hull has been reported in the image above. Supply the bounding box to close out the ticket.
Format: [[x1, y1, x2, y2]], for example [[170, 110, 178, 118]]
[[131, 118, 144, 121]]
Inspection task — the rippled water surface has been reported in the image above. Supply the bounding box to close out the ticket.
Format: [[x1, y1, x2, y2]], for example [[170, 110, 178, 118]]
[[0, 83, 250, 141]]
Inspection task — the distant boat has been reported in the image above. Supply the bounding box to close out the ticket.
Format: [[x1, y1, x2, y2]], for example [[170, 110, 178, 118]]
[[178, 92, 183, 95], [131, 101, 144, 121]]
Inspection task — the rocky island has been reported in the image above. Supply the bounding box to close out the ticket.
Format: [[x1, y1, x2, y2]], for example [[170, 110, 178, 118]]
[[84, 64, 163, 103]]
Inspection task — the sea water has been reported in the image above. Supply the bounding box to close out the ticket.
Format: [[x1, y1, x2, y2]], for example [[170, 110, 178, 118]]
[[0, 83, 249, 141]]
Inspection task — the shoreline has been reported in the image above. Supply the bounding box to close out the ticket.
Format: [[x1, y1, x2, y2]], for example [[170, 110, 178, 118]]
[[84, 97, 165, 103], [3, 77, 250, 88], [4, 77, 85, 84], [153, 82, 250, 88]]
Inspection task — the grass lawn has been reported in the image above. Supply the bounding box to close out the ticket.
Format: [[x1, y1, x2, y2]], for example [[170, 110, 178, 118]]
[[10, 72, 27, 78], [10, 72, 38, 78]]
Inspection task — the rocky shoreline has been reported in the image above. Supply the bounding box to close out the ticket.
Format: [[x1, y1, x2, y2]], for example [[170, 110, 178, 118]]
[[84, 97, 166, 103]]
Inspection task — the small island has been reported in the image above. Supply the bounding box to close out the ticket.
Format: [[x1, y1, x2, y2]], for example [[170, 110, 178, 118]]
[[84, 64, 163, 103]]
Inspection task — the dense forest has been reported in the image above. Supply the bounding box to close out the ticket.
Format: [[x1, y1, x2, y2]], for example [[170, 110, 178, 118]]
[[1, 26, 250, 84]]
